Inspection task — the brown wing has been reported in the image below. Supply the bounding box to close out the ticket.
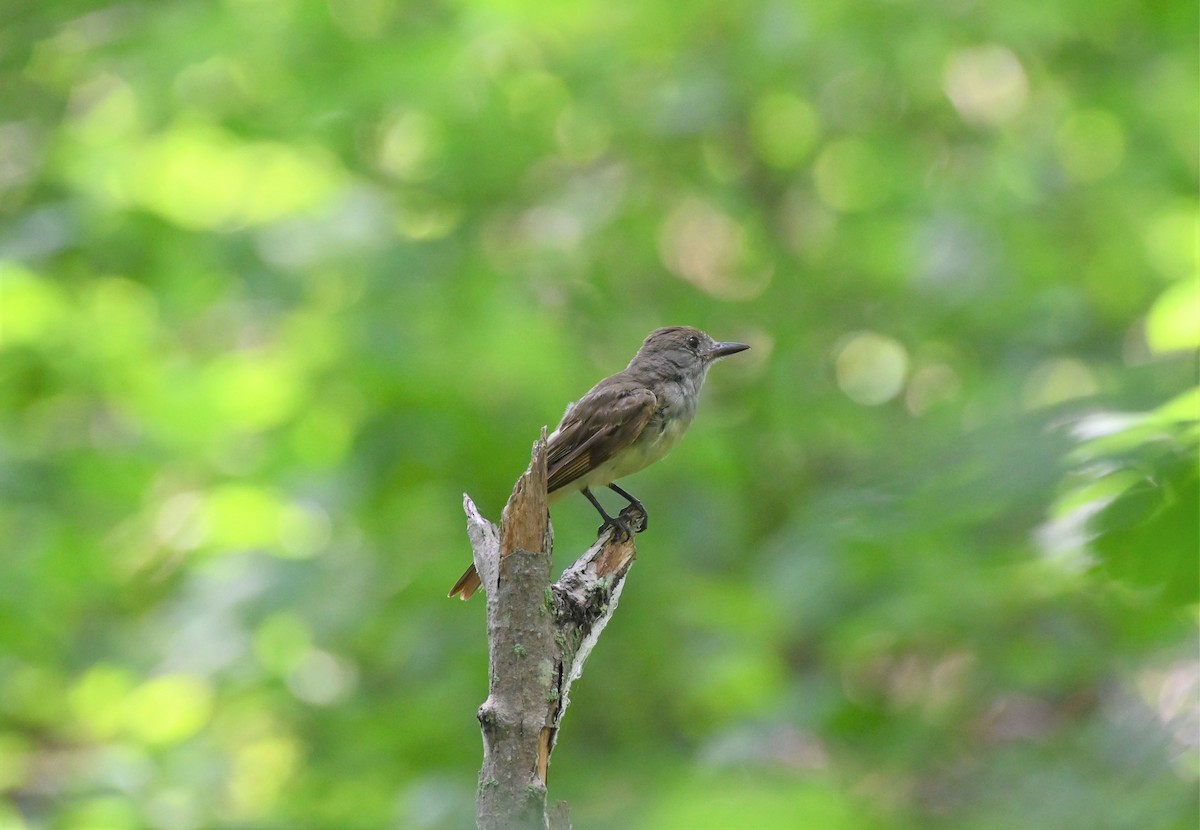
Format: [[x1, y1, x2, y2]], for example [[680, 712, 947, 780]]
[[546, 378, 657, 493]]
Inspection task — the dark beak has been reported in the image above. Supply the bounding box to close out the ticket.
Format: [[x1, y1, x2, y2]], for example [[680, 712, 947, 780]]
[[704, 341, 750, 361]]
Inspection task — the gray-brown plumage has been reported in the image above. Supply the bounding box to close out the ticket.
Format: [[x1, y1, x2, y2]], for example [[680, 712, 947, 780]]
[[449, 326, 749, 600]]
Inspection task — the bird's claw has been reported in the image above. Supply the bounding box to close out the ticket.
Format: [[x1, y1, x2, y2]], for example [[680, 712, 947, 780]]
[[597, 504, 647, 541], [597, 516, 632, 542], [620, 502, 648, 534]]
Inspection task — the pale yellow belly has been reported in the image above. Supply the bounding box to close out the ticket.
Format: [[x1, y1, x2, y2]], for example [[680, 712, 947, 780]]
[[549, 415, 691, 502]]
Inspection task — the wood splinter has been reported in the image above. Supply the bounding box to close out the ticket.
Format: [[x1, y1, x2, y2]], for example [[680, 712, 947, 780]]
[[463, 435, 639, 830]]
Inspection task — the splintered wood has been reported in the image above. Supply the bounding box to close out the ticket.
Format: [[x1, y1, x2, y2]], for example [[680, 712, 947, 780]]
[[464, 433, 640, 830]]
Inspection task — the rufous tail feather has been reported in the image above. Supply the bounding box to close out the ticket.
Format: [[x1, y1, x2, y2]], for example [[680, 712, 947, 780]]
[[448, 563, 481, 600]]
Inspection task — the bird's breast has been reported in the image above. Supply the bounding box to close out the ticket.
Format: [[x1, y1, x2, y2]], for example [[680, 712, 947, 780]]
[[616, 404, 692, 475]]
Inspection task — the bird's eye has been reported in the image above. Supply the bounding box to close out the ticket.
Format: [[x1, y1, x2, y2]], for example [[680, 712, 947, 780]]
[[686, 335, 700, 350]]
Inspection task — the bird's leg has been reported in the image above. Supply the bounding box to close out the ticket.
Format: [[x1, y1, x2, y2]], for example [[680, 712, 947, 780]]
[[581, 487, 632, 540], [606, 483, 648, 532]]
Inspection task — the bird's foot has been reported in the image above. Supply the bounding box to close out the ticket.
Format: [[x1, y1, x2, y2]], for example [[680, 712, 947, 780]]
[[606, 484, 648, 532], [597, 503, 647, 541], [597, 514, 633, 542], [620, 501, 648, 534]]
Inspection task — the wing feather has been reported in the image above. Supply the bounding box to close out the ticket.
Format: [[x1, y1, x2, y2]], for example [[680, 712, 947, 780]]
[[546, 380, 657, 493]]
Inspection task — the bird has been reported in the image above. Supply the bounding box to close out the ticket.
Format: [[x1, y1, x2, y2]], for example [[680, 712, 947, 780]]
[[448, 326, 750, 600]]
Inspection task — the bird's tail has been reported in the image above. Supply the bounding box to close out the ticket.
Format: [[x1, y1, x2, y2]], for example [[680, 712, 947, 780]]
[[450, 484, 565, 601], [447, 563, 481, 600]]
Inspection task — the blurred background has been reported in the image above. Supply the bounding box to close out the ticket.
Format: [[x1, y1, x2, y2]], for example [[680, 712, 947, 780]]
[[0, 0, 1196, 828]]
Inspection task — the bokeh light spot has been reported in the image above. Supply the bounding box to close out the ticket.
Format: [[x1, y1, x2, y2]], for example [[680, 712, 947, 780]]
[[229, 736, 301, 818], [905, 363, 962, 415], [68, 73, 141, 145], [1145, 279, 1200, 354], [944, 45, 1028, 126], [1142, 204, 1199, 281], [376, 110, 444, 182], [204, 351, 303, 431], [286, 649, 357, 706], [395, 195, 463, 241], [749, 92, 819, 170], [70, 664, 136, 740], [154, 492, 206, 551], [123, 674, 214, 745], [133, 123, 343, 229], [84, 276, 159, 361], [834, 331, 910, 405], [1022, 358, 1099, 409], [658, 199, 772, 299], [202, 484, 285, 551], [0, 264, 65, 347]]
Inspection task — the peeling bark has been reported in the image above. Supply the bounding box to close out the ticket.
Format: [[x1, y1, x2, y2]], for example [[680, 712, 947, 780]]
[[464, 432, 642, 830]]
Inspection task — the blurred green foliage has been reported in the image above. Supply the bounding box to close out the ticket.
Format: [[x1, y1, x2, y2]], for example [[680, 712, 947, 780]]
[[0, 0, 1196, 828]]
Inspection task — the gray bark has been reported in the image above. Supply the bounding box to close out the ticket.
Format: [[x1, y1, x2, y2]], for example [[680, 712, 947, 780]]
[[464, 432, 643, 830]]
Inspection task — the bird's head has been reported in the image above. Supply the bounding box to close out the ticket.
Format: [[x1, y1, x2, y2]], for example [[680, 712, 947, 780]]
[[628, 326, 750, 382]]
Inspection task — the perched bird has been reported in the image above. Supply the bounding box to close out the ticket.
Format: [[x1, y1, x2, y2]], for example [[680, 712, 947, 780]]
[[448, 326, 749, 600]]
